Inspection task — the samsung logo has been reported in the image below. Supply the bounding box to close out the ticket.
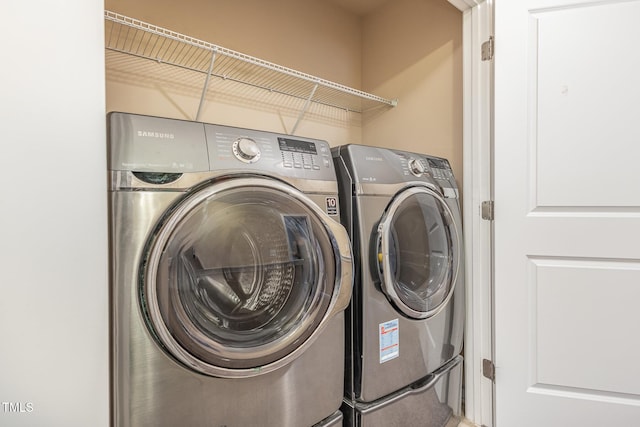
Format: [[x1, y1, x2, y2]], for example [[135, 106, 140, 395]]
[[137, 130, 175, 139], [365, 156, 384, 162]]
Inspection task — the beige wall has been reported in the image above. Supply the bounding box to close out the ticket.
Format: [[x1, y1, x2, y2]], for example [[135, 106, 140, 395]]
[[105, 0, 363, 142], [106, 0, 361, 86], [361, 0, 463, 183], [105, 0, 462, 178]]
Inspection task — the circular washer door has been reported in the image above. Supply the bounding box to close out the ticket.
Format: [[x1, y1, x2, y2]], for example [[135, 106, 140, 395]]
[[377, 185, 461, 319], [141, 177, 342, 378]]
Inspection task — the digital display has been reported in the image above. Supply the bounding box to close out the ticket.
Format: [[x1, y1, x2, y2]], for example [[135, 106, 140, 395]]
[[427, 157, 450, 169], [278, 138, 317, 155]]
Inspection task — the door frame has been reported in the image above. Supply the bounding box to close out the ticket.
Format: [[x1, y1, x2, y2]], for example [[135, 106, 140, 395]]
[[448, 0, 494, 426]]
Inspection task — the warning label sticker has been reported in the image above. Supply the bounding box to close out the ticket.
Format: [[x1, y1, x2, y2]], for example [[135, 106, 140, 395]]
[[379, 319, 399, 363]]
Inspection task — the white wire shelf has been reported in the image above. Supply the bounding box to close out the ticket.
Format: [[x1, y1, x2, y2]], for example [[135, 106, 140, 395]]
[[104, 11, 397, 129]]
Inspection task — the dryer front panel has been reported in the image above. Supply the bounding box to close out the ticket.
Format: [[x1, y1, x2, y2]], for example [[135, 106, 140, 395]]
[[377, 186, 461, 320], [141, 177, 350, 378]]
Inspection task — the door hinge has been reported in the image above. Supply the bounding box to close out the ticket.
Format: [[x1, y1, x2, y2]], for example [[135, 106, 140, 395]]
[[482, 358, 495, 381], [481, 201, 494, 221], [481, 36, 494, 61]]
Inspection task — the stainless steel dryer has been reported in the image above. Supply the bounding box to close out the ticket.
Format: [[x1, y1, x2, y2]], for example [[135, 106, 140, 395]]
[[332, 144, 464, 427], [108, 112, 352, 427]]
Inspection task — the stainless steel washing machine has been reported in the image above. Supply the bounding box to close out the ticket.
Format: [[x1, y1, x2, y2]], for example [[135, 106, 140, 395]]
[[332, 144, 464, 427], [108, 112, 352, 427]]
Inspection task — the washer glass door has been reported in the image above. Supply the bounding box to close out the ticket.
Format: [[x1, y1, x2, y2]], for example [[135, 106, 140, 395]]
[[142, 178, 339, 377], [377, 186, 460, 319]]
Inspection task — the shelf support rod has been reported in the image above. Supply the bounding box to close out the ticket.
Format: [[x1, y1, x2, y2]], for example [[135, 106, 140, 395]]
[[195, 48, 218, 121], [291, 83, 319, 135]]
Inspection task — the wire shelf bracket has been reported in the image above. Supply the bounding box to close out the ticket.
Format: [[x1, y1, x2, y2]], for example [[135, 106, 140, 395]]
[[195, 49, 218, 122]]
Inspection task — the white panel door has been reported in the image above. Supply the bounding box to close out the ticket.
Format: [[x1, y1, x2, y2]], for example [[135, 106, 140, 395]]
[[494, 0, 640, 425]]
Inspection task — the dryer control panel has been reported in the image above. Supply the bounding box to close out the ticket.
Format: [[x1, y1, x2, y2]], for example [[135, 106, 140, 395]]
[[331, 144, 459, 198], [426, 157, 454, 181], [424, 156, 458, 199]]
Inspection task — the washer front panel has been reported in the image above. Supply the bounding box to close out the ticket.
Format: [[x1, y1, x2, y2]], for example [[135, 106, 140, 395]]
[[142, 177, 341, 377]]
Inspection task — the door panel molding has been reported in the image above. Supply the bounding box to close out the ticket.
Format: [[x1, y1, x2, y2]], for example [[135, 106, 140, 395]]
[[494, 0, 640, 424]]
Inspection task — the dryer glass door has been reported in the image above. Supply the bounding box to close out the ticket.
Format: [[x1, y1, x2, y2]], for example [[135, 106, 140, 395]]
[[142, 178, 343, 378], [377, 186, 460, 319]]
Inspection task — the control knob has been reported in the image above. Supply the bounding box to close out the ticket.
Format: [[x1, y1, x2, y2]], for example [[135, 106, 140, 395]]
[[408, 158, 425, 176], [233, 137, 261, 163]]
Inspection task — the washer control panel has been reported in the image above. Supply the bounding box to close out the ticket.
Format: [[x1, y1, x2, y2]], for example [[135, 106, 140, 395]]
[[109, 113, 337, 181], [204, 124, 336, 180]]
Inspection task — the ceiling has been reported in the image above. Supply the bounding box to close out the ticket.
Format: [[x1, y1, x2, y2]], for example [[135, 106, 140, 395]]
[[325, 0, 390, 16]]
